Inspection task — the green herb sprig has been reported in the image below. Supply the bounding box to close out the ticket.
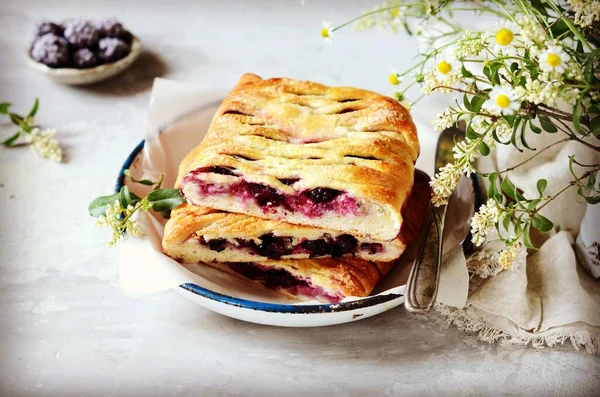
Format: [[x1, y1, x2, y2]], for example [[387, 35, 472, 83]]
[[1, 98, 62, 162], [89, 170, 185, 246]]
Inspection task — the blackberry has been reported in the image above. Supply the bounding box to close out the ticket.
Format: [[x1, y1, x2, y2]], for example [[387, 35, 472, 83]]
[[35, 21, 64, 37], [64, 20, 100, 48], [30, 34, 70, 68], [72, 48, 98, 69], [207, 238, 227, 252], [248, 183, 284, 207], [303, 188, 341, 203], [301, 238, 331, 257], [97, 37, 131, 63], [332, 234, 358, 257], [95, 18, 133, 44], [256, 233, 293, 259]]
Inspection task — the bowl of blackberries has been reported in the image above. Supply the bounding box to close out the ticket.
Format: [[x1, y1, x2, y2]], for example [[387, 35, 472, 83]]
[[27, 19, 142, 85]]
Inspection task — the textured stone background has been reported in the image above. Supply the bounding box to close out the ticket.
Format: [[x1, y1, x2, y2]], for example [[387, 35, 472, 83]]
[[1, 1, 599, 396]]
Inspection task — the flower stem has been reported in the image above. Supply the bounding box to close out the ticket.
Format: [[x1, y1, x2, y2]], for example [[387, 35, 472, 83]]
[[497, 138, 570, 173]]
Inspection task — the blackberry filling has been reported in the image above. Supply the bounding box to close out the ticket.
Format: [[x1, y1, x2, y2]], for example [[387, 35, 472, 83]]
[[228, 262, 306, 290], [200, 233, 382, 259], [302, 188, 341, 203], [181, 170, 361, 217], [331, 234, 358, 256], [301, 238, 331, 257], [226, 262, 342, 302], [248, 183, 285, 207], [208, 238, 227, 252], [278, 178, 300, 186], [195, 166, 237, 176], [255, 233, 294, 258]]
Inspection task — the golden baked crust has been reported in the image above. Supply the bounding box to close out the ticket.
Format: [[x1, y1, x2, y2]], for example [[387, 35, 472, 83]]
[[175, 73, 420, 241]]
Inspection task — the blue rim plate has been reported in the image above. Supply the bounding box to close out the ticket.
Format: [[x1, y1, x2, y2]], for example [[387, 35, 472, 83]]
[[115, 140, 405, 315]]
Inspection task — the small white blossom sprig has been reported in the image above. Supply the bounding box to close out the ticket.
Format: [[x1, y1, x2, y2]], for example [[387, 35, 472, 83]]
[[89, 170, 185, 247], [327, 0, 600, 263], [0, 98, 63, 162]]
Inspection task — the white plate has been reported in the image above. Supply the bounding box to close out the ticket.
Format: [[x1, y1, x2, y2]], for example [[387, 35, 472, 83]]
[[26, 37, 142, 85], [115, 81, 423, 327]]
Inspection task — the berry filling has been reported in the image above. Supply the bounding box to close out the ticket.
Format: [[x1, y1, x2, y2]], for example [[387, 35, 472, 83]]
[[226, 262, 342, 302], [198, 233, 383, 259], [181, 169, 363, 218]]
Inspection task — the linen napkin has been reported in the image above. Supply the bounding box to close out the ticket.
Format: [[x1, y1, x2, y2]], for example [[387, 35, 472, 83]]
[[435, 130, 600, 354]]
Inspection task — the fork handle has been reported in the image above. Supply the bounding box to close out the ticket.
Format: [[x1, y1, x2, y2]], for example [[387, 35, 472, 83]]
[[404, 204, 445, 314]]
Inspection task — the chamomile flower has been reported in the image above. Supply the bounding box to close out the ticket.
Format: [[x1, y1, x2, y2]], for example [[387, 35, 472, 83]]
[[483, 86, 520, 115], [538, 45, 570, 74], [491, 22, 517, 53], [434, 53, 458, 78], [321, 21, 334, 43], [389, 69, 401, 85]]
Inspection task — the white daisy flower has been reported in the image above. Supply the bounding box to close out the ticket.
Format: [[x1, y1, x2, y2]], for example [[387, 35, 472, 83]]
[[538, 45, 570, 74], [389, 68, 401, 86], [484, 86, 520, 115], [434, 53, 459, 78], [320, 21, 334, 43], [491, 21, 517, 53]]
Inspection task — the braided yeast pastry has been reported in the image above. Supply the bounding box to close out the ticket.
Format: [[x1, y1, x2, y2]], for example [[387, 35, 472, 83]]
[[176, 74, 420, 241]]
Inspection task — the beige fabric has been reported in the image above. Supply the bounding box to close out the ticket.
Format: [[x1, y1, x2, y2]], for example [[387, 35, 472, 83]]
[[436, 130, 600, 354]]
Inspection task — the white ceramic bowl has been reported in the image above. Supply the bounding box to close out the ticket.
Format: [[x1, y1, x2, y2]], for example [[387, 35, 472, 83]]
[[26, 37, 142, 85]]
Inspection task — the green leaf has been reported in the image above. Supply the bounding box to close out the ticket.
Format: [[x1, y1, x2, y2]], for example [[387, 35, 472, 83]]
[[494, 193, 504, 204], [501, 175, 517, 200], [27, 98, 39, 118], [549, 19, 570, 37], [573, 99, 585, 135], [482, 66, 492, 83], [119, 186, 140, 208], [479, 141, 490, 156], [160, 210, 172, 219], [528, 119, 542, 134], [9, 113, 24, 126], [2, 131, 20, 146], [463, 94, 473, 112], [502, 213, 511, 231], [488, 172, 499, 198], [466, 125, 481, 140], [503, 114, 516, 127], [471, 95, 485, 112], [124, 169, 156, 186], [590, 116, 600, 137], [0, 102, 10, 114], [522, 225, 535, 249], [510, 62, 519, 74], [88, 193, 120, 217], [461, 65, 473, 78], [510, 116, 524, 152], [539, 115, 557, 133], [584, 194, 600, 204], [528, 198, 542, 210], [519, 119, 534, 150], [536, 179, 547, 196], [147, 188, 185, 212], [532, 214, 554, 232]]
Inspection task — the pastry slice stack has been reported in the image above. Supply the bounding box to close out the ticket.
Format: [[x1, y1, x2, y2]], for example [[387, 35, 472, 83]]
[[162, 73, 423, 303]]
